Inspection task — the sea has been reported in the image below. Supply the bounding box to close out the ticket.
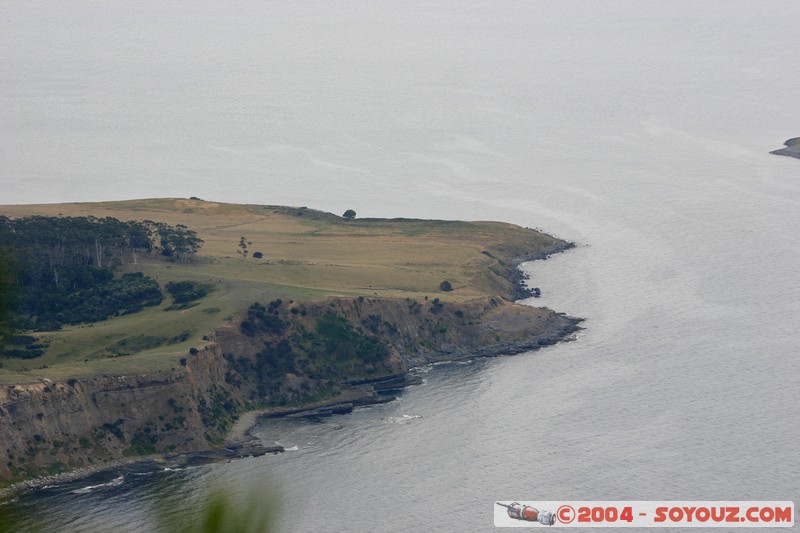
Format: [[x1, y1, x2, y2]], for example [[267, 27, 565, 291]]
[[1, 1, 798, 531]]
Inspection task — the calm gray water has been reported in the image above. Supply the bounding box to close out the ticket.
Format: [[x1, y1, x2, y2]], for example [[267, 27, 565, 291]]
[[1, 1, 799, 531]]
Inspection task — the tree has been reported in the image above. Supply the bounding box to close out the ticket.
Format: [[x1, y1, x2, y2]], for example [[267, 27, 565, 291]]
[[152, 222, 204, 262], [237, 236, 252, 259], [439, 280, 453, 292], [342, 209, 356, 220], [0, 216, 199, 332], [0, 247, 17, 350]]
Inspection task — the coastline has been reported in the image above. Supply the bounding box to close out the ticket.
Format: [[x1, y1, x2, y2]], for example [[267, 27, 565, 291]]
[[508, 240, 576, 300], [0, 422, 280, 502], [0, 456, 148, 502], [0, 352, 581, 504], [0, 240, 582, 501], [770, 137, 800, 159], [226, 409, 266, 443]]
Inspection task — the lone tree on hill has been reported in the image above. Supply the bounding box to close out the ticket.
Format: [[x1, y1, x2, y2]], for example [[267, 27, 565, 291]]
[[238, 236, 252, 259], [343, 209, 356, 220]]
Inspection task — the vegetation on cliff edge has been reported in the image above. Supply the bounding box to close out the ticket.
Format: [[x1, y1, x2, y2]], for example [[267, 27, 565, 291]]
[[0, 198, 574, 487]]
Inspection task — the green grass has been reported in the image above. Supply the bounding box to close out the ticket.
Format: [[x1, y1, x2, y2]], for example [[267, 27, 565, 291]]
[[0, 199, 564, 382]]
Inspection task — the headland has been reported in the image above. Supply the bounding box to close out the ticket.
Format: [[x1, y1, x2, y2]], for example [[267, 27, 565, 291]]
[[0, 198, 580, 493], [770, 137, 800, 159]]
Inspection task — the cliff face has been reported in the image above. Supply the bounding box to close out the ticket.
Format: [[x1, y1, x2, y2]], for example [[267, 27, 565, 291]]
[[0, 296, 580, 487], [212, 296, 580, 409], [0, 345, 242, 484], [308, 296, 579, 366]]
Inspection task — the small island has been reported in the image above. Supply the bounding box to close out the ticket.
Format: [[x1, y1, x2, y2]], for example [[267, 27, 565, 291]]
[[0, 199, 580, 491], [770, 137, 800, 160]]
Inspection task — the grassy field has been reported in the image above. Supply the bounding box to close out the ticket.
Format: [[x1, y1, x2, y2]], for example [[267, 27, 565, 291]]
[[0, 198, 561, 382]]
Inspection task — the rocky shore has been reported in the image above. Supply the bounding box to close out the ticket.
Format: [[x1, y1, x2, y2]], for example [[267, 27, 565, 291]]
[[507, 240, 576, 300], [0, 442, 283, 502], [0, 246, 581, 498], [770, 137, 800, 159], [0, 308, 582, 502]]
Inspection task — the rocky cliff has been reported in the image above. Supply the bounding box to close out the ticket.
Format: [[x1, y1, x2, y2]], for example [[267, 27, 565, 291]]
[[0, 295, 580, 488], [0, 344, 241, 485]]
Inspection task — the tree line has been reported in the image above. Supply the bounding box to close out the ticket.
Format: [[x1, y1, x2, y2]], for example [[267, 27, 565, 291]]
[[0, 215, 204, 337], [0, 215, 202, 281]]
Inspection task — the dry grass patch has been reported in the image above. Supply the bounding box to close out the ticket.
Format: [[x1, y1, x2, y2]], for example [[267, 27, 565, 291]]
[[1, 198, 564, 380]]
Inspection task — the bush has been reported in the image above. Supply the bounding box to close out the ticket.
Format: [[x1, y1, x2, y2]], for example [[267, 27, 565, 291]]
[[9, 272, 162, 331], [240, 303, 286, 336], [252, 251, 263, 259], [439, 280, 453, 291], [166, 281, 211, 305], [315, 314, 388, 365], [1, 335, 48, 359], [342, 209, 356, 220]]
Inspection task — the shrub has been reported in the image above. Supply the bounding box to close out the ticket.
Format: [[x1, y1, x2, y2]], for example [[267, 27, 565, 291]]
[[439, 280, 453, 291], [240, 302, 286, 336], [166, 281, 211, 305], [1, 335, 48, 359]]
